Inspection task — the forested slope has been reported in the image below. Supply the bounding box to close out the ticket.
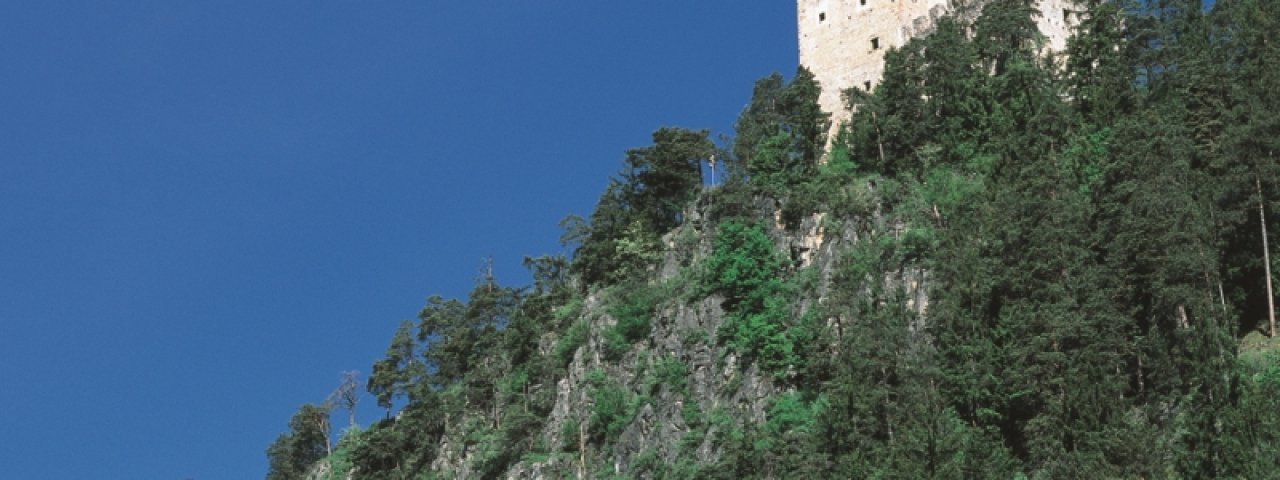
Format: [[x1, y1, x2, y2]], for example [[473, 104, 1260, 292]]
[[267, 0, 1280, 478]]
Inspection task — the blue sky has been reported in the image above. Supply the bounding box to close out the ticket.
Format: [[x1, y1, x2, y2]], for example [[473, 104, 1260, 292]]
[[0, 2, 794, 478]]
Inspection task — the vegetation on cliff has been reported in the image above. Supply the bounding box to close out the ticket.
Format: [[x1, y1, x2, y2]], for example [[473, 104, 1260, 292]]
[[268, 0, 1280, 478]]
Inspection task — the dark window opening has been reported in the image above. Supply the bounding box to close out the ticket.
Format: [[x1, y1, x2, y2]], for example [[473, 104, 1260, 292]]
[[864, 81, 872, 91], [819, 12, 826, 22], [860, 0, 867, 5], [1063, 9, 1071, 22], [871, 37, 880, 50]]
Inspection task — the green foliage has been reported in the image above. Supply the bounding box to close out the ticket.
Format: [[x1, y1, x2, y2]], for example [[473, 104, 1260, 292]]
[[764, 392, 822, 436], [586, 370, 640, 443], [919, 165, 986, 222], [347, 393, 446, 479], [368, 320, 423, 412], [521, 451, 551, 464], [266, 404, 331, 480], [702, 221, 802, 377], [553, 296, 584, 326], [748, 132, 795, 195], [733, 73, 784, 169], [681, 400, 704, 430], [560, 418, 580, 453], [735, 67, 829, 193], [317, 426, 365, 480], [702, 222, 785, 310], [643, 355, 689, 396], [725, 296, 798, 377], [1065, 0, 1134, 126], [702, 176, 760, 223], [683, 328, 709, 346], [623, 128, 715, 232], [601, 328, 629, 362], [267, 3, 1280, 478], [573, 128, 714, 288], [523, 254, 572, 297], [554, 321, 589, 367], [415, 295, 468, 384], [571, 183, 632, 287], [602, 283, 658, 360], [612, 220, 663, 281]]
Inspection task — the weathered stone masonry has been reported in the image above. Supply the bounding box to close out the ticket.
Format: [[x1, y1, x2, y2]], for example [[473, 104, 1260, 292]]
[[798, 0, 1078, 139]]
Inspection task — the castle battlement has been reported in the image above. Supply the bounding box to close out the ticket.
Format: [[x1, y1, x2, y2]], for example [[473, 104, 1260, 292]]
[[798, 0, 1077, 135]]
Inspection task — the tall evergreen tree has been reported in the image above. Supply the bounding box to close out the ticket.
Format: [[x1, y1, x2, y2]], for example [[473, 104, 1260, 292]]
[[417, 295, 469, 385], [622, 127, 714, 232], [733, 73, 786, 170], [1065, 0, 1136, 128], [367, 320, 423, 416], [265, 404, 331, 480], [844, 40, 929, 177], [920, 16, 987, 169], [734, 67, 829, 191], [1216, 0, 1280, 335]]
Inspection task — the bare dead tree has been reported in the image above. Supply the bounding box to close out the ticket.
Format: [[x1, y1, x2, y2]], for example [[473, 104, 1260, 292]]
[[327, 370, 360, 429], [481, 256, 495, 291]]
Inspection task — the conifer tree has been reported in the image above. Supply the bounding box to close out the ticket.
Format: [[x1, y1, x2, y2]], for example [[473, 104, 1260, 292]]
[[1065, 0, 1135, 128], [734, 67, 828, 192], [367, 320, 422, 416], [622, 127, 713, 232], [1217, 0, 1280, 336], [265, 404, 332, 480], [733, 73, 786, 169]]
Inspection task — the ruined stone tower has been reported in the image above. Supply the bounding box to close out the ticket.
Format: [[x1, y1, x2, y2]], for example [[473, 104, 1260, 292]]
[[798, 0, 1077, 135]]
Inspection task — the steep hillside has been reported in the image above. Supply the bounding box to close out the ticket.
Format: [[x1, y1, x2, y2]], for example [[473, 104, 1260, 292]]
[[267, 1, 1280, 478], [297, 179, 923, 480]]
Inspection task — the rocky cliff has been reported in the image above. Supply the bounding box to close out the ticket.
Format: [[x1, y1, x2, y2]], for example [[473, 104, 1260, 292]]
[[399, 190, 919, 479]]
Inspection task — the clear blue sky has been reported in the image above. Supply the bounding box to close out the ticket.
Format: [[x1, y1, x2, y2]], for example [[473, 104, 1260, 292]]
[[0, 2, 795, 479]]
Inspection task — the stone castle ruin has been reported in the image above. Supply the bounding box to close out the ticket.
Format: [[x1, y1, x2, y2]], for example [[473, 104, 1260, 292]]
[[798, 0, 1077, 135]]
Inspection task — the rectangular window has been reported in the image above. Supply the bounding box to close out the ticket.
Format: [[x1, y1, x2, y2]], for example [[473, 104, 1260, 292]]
[[871, 37, 880, 50], [864, 81, 872, 91], [860, 0, 867, 5], [819, 12, 826, 22]]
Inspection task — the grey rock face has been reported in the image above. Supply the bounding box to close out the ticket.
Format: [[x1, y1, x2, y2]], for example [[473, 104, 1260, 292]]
[[478, 196, 930, 478]]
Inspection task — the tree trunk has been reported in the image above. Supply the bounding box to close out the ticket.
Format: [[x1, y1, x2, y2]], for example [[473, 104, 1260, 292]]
[[318, 415, 333, 457], [872, 110, 886, 166], [1259, 175, 1276, 337], [494, 388, 502, 430], [577, 417, 587, 480], [1220, 281, 1228, 311], [1136, 354, 1145, 396], [882, 367, 894, 444]]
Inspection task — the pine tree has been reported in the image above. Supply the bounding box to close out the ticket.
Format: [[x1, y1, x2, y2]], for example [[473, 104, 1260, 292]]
[[367, 320, 422, 416], [1217, 0, 1280, 336], [622, 127, 714, 232], [1065, 0, 1136, 128], [265, 404, 332, 480], [734, 67, 829, 193]]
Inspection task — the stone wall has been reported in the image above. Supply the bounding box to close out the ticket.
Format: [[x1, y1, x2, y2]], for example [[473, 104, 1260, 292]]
[[798, 0, 1078, 144], [798, 0, 950, 137], [1035, 0, 1076, 53]]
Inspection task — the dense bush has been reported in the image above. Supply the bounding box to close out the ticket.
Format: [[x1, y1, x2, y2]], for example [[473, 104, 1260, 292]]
[[702, 221, 802, 377]]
